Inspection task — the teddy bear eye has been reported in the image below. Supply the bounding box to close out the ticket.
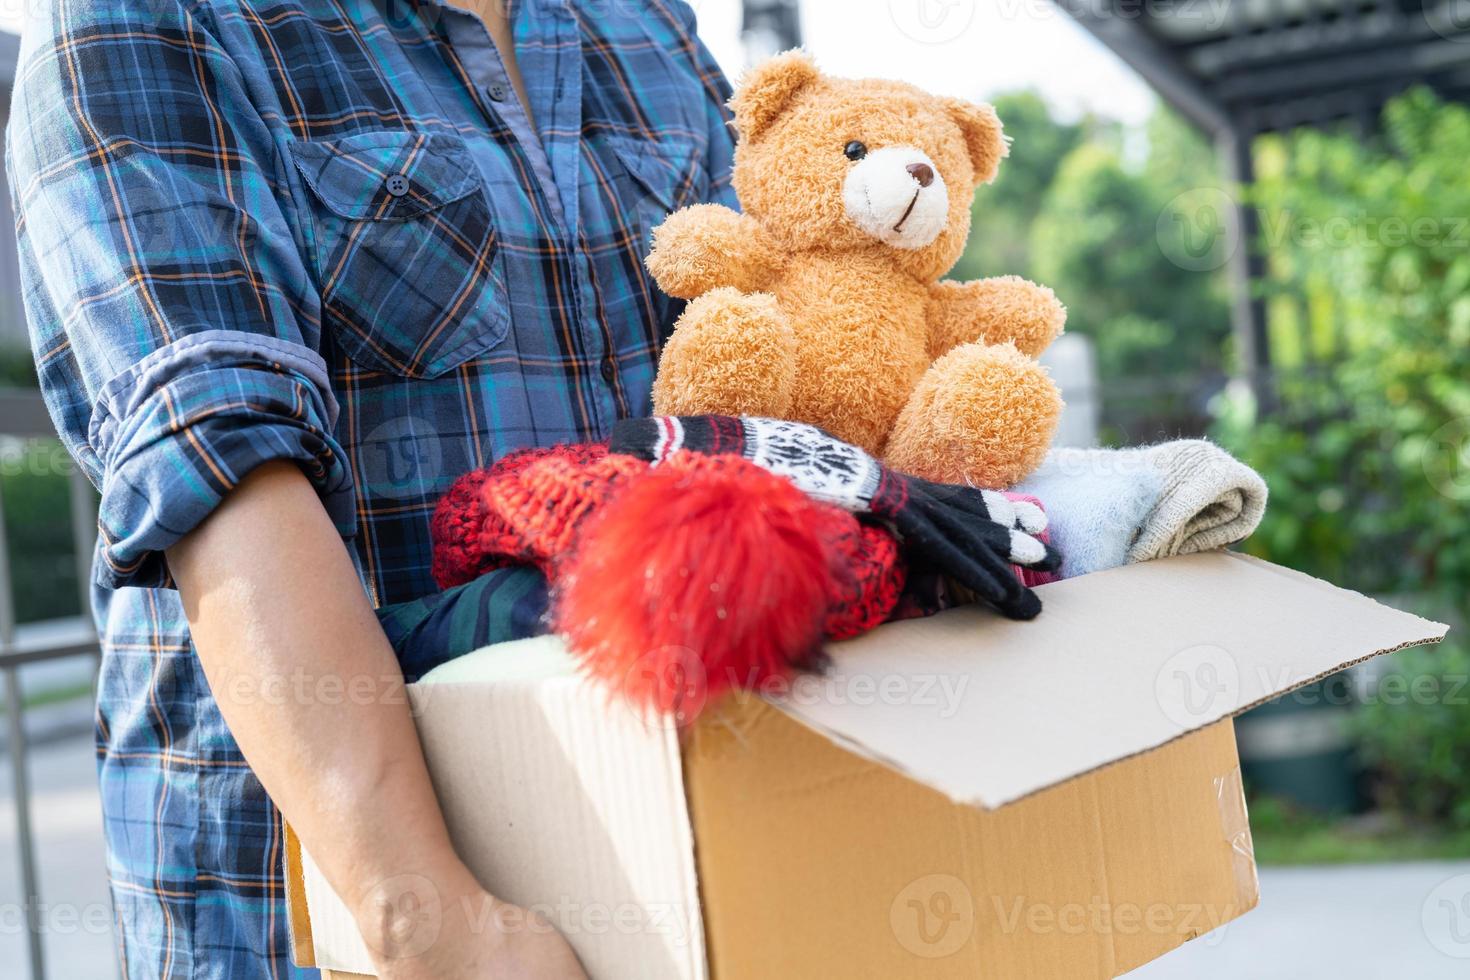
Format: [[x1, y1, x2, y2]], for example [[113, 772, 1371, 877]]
[[844, 141, 868, 162]]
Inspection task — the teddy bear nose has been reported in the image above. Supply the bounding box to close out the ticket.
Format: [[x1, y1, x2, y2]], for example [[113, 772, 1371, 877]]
[[906, 163, 935, 188]]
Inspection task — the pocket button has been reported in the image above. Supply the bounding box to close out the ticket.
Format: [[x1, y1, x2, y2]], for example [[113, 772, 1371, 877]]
[[384, 173, 411, 197]]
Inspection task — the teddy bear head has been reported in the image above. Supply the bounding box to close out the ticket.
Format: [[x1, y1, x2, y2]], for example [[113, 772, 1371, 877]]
[[729, 50, 1007, 281]]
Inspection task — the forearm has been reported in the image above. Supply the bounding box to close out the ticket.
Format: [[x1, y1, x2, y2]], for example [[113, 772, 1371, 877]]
[[168, 462, 476, 919]]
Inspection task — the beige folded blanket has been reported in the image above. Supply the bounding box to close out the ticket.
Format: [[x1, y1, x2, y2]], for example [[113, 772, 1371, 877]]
[[1127, 440, 1269, 562]]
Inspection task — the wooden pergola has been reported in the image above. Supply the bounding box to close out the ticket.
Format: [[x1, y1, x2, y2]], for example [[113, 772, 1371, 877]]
[[1055, 0, 1470, 381]]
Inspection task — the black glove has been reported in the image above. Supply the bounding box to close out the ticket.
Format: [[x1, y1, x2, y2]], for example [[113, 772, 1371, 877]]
[[610, 415, 1061, 619]]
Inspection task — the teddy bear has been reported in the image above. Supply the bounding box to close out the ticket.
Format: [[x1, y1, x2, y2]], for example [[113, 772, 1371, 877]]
[[646, 51, 1066, 489]]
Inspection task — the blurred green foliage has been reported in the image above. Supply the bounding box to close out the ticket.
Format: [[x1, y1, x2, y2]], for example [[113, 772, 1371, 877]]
[[2, 349, 84, 625], [1352, 641, 1470, 832], [1212, 89, 1470, 829], [1214, 89, 1470, 605], [964, 89, 1469, 833], [0, 344, 37, 387], [1248, 791, 1470, 865], [1, 440, 84, 624]]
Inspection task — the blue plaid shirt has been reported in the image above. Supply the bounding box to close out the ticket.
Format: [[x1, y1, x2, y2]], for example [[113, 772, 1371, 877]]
[[7, 0, 735, 975]]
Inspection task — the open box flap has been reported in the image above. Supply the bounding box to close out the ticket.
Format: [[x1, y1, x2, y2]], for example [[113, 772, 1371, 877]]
[[770, 551, 1448, 811]]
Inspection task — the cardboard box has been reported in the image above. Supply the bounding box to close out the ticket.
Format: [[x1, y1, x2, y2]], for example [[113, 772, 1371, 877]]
[[287, 552, 1447, 979]]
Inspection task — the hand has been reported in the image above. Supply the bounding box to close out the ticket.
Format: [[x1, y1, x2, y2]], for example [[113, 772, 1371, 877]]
[[359, 866, 589, 980]]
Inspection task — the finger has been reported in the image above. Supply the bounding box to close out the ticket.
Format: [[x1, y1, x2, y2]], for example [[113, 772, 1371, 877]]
[[919, 493, 1057, 570], [920, 524, 1037, 614], [912, 498, 1016, 559], [1007, 528, 1049, 566], [1009, 498, 1049, 535]]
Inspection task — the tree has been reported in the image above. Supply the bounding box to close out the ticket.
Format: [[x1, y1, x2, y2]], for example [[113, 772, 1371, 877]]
[[950, 90, 1087, 283], [1028, 112, 1231, 383]]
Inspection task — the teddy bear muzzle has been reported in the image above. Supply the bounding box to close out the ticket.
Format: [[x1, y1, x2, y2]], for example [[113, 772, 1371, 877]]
[[841, 145, 950, 250]]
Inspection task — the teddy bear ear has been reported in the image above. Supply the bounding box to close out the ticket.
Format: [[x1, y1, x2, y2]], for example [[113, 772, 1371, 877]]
[[730, 49, 820, 142], [945, 99, 1010, 186]]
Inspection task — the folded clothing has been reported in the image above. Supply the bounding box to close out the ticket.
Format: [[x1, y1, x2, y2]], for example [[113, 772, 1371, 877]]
[[1016, 440, 1268, 579]]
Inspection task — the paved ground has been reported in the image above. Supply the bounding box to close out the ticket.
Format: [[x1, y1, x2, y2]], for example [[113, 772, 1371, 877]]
[[1125, 859, 1470, 979], [3, 729, 1469, 978], [0, 730, 117, 979]]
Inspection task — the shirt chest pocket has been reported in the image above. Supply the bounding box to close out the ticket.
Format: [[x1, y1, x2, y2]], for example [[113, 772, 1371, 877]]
[[606, 135, 700, 259], [289, 131, 508, 378]]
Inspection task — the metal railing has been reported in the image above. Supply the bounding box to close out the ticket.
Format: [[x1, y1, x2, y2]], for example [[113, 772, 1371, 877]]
[[0, 387, 101, 980]]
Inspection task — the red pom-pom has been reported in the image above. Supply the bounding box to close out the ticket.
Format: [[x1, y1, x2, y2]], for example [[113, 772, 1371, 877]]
[[556, 452, 835, 720]]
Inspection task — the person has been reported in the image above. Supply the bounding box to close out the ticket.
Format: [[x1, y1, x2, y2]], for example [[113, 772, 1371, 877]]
[[6, 0, 736, 975]]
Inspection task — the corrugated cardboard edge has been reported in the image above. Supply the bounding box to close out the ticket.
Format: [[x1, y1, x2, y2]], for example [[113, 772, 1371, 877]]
[[1219, 554, 1451, 703], [286, 825, 372, 979], [284, 823, 315, 968]]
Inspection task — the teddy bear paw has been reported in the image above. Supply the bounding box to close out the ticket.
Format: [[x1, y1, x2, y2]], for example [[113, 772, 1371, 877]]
[[652, 288, 797, 419]]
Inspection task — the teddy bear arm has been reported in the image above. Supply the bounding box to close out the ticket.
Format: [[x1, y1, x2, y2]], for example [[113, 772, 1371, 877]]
[[926, 276, 1066, 360], [645, 204, 776, 299]]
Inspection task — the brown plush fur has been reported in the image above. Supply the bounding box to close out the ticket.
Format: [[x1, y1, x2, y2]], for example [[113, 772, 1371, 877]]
[[647, 50, 1066, 488]]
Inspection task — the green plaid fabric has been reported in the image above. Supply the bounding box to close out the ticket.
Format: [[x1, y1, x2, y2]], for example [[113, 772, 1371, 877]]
[[6, 0, 734, 975]]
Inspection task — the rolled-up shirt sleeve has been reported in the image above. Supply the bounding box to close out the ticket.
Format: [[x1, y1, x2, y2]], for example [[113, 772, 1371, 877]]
[[7, 0, 353, 589]]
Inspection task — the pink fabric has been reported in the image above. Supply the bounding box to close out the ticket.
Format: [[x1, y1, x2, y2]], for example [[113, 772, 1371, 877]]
[[1004, 491, 1062, 587]]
